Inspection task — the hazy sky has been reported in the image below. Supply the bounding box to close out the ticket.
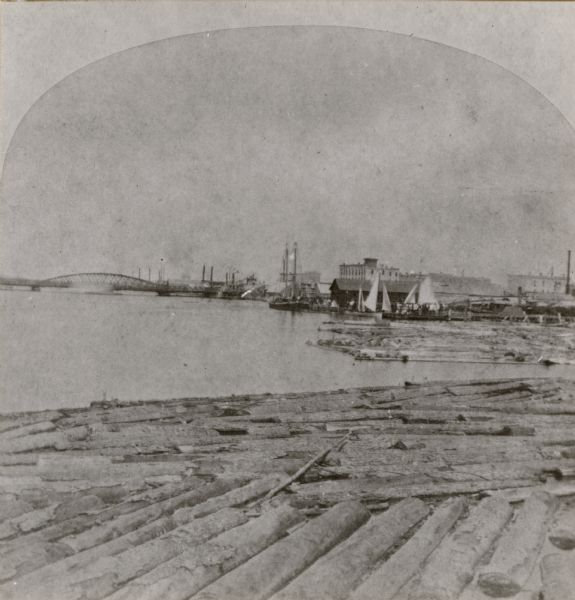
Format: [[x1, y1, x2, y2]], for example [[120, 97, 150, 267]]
[[1, 2, 574, 283]]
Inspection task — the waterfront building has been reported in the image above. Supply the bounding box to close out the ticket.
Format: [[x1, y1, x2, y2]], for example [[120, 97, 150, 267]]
[[329, 278, 414, 308], [339, 258, 401, 282], [425, 272, 503, 300], [507, 272, 567, 296]]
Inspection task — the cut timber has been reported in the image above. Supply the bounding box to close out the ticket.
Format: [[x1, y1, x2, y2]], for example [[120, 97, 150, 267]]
[[263, 434, 350, 501], [351, 497, 466, 600], [173, 473, 286, 521], [194, 501, 371, 600], [0, 421, 56, 441], [478, 491, 558, 597], [15, 508, 249, 600], [540, 553, 575, 600], [3, 477, 282, 597], [104, 503, 304, 600], [0, 426, 89, 453], [273, 497, 430, 600], [60, 477, 245, 552], [409, 496, 513, 600], [0, 477, 242, 580]]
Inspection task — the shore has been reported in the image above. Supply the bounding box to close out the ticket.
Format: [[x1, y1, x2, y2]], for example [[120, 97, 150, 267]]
[[0, 377, 574, 599]]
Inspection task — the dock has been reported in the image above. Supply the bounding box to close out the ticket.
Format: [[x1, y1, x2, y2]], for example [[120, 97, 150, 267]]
[[1, 377, 575, 599]]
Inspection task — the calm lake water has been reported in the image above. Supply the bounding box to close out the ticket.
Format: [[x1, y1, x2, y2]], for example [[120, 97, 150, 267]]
[[1, 289, 572, 413]]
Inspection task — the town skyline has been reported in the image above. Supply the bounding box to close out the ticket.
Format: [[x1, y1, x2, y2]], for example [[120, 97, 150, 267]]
[[1, 6, 574, 285]]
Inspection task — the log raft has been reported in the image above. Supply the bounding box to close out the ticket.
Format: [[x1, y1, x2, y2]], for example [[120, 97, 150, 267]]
[[0, 377, 574, 599]]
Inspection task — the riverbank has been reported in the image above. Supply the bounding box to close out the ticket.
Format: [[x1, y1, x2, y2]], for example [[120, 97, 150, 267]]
[[1, 377, 574, 599]]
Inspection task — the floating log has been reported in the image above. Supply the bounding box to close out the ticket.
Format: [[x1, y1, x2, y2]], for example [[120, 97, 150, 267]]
[[0, 412, 64, 434], [263, 435, 350, 501], [194, 501, 371, 600], [0, 426, 89, 454], [173, 474, 286, 522], [61, 477, 244, 553], [351, 497, 466, 600], [409, 496, 513, 600], [3, 476, 284, 597], [0, 421, 57, 441], [478, 491, 557, 597], [16, 508, 249, 600], [0, 477, 242, 580], [104, 503, 304, 600], [273, 498, 430, 600], [549, 528, 575, 550], [540, 553, 575, 600]]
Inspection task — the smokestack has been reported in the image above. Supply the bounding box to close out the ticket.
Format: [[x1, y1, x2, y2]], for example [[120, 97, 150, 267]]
[[202, 264, 205, 282], [210, 266, 213, 284], [567, 250, 572, 295]]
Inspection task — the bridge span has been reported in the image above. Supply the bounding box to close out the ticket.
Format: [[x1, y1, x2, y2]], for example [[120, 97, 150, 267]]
[[1, 273, 191, 294]]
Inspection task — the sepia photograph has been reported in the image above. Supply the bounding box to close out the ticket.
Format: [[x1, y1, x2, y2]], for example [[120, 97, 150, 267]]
[[0, 1, 574, 598]]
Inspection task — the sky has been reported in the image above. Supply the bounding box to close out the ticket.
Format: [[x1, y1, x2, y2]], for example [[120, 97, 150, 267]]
[[1, 1, 574, 284]]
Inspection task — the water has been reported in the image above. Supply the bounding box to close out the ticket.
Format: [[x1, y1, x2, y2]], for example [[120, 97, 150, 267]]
[[1, 289, 572, 413]]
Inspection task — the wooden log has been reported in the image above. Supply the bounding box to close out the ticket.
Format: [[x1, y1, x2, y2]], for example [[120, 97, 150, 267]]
[[351, 497, 466, 600], [409, 496, 513, 600], [486, 482, 575, 503], [0, 421, 56, 441], [172, 473, 286, 522], [477, 491, 557, 597], [0, 477, 242, 580], [3, 477, 284, 596], [60, 477, 244, 553], [0, 412, 64, 433], [446, 382, 533, 397], [0, 494, 108, 540], [273, 498, 430, 600], [104, 503, 304, 600], [548, 528, 575, 550], [0, 426, 89, 454], [262, 435, 350, 501], [290, 477, 535, 506], [9, 508, 249, 600], [540, 553, 575, 600], [193, 501, 371, 600], [0, 497, 35, 522]]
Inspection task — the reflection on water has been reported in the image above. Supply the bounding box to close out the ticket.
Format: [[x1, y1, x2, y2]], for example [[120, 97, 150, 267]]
[[0, 289, 571, 413]]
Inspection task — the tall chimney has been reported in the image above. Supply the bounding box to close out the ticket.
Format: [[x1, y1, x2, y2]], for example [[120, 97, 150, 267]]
[[210, 266, 213, 284], [202, 264, 205, 282], [567, 250, 572, 295]]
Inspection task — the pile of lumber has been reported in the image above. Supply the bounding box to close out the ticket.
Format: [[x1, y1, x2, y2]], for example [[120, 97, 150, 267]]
[[317, 320, 575, 364], [0, 377, 574, 599]]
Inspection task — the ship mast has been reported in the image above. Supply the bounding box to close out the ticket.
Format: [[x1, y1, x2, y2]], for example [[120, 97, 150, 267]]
[[292, 242, 298, 298], [284, 243, 289, 296]]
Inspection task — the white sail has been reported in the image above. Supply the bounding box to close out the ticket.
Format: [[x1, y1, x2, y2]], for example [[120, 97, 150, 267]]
[[381, 282, 392, 312], [404, 281, 419, 305], [364, 271, 380, 312], [357, 287, 365, 312], [418, 276, 438, 306], [404, 276, 438, 307]]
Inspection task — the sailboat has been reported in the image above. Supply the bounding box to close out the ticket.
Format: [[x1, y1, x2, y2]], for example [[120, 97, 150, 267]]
[[269, 243, 311, 311], [357, 287, 365, 312], [404, 276, 439, 308], [351, 272, 389, 319], [364, 271, 380, 312], [382, 276, 447, 320]]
